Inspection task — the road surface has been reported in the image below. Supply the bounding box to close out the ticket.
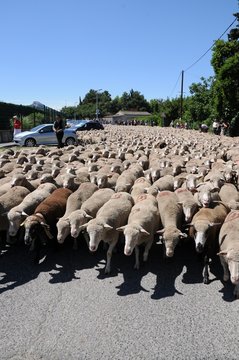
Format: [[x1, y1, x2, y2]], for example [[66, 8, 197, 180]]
[[1, 238, 238, 360]]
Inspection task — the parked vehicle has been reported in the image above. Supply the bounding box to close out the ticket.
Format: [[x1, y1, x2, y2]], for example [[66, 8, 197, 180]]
[[73, 121, 104, 131], [13, 124, 78, 147]]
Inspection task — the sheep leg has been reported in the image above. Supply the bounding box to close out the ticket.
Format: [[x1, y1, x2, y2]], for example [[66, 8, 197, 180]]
[[134, 245, 140, 270], [234, 284, 239, 299], [203, 254, 210, 284], [72, 238, 78, 251], [219, 257, 230, 282], [83, 232, 89, 247], [143, 238, 153, 263], [105, 239, 117, 274]]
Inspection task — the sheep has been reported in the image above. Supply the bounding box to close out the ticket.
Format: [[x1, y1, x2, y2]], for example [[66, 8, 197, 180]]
[[130, 177, 151, 202], [0, 186, 30, 244], [188, 202, 230, 284], [194, 183, 221, 208], [8, 183, 57, 238], [173, 173, 188, 190], [23, 188, 72, 263], [69, 188, 115, 240], [175, 188, 199, 223], [204, 170, 226, 189], [115, 168, 139, 193], [219, 183, 239, 210], [156, 191, 187, 257], [147, 175, 174, 196], [83, 192, 134, 274], [117, 194, 160, 269], [218, 210, 239, 298], [56, 182, 98, 245], [10, 173, 37, 192], [185, 174, 204, 192], [149, 166, 161, 183]]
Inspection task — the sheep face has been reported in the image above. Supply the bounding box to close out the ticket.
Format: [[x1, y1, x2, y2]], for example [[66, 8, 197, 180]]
[[161, 227, 187, 257], [8, 211, 23, 237], [191, 221, 211, 253], [70, 212, 92, 239], [57, 218, 70, 244], [87, 223, 105, 252], [123, 227, 140, 256], [183, 203, 198, 223], [24, 215, 52, 246]]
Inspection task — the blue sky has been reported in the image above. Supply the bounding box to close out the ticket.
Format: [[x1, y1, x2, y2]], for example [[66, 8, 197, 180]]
[[1, 0, 238, 110]]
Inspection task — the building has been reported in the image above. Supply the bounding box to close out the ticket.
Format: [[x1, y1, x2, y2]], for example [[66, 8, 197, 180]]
[[111, 110, 151, 124]]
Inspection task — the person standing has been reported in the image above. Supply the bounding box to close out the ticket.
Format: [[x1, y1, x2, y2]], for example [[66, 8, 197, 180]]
[[53, 115, 64, 148], [212, 120, 220, 135], [13, 115, 22, 136]]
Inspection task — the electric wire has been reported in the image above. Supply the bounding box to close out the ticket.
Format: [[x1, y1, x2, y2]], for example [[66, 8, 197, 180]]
[[169, 71, 182, 98], [184, 18, 237, 72]]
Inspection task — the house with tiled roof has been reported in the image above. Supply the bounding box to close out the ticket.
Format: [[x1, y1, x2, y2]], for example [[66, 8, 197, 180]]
[[111, 110, 151, 124]]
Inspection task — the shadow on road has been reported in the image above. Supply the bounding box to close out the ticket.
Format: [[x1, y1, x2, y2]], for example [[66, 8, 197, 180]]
[[0, 235, 105, 294], [0, 235, 235, 301]]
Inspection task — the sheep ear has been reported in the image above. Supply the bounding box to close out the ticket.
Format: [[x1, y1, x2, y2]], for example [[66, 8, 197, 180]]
[[21, 211, 29, 217], [84, 212, 93, 219], [217, 251, 227, 256], [157, 228, 165, 234], [140, 227, 150, 235], [116, 226, 126, 232], [104, 223, 113, 230]]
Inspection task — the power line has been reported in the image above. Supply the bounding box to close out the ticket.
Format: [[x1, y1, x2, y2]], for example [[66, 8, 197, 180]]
[[184, 18, 237, 72], [169, 71, 182, 98]]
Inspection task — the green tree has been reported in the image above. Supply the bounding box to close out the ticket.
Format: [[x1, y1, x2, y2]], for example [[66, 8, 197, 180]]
[[211, 12, 239, 135], [120, 89, 150, 111], [187, 77, 214, 125]]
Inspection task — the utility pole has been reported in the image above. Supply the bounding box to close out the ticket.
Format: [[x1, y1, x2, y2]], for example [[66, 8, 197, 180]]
[[180, 70, 184, 120], [96, 89, 102, 120]]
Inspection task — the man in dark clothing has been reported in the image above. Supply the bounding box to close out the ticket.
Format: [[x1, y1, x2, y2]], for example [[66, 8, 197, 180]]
[[53, 115, 64, 148]]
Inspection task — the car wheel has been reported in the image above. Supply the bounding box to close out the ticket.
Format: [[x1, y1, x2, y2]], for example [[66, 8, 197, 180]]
[[25, 138, 36, 147], [65, 137, 76, 146]]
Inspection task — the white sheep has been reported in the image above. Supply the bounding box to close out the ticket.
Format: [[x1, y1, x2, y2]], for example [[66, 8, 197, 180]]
[[56, 182, 98, 245], [175, 188, 199, 223], [83, 192, 134, 273], [219, 183, 239, 210], [130, 177, 151, 202], [188, 202, 230, 284], [117, 194, 160, 269], [70, 188, 115, 240], [218, 210, 239, 298], [156, 191, 187, 257]]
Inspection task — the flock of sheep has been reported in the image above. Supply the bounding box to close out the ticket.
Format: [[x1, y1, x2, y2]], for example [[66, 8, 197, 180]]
[[1, 125, 239, 298]]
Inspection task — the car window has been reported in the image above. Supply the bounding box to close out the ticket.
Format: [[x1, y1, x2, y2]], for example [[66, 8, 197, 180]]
[[40, 125, 54, 133]]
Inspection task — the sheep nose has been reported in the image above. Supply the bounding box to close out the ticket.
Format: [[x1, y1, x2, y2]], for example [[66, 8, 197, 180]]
[[231, 276, 239, 284], [166, 250, 174, 257], [196, 243, 203, 253], [90, 245, 96, 252]]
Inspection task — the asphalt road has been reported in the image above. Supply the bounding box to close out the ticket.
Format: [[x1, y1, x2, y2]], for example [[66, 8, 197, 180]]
[[1, 236, 239, 360]]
